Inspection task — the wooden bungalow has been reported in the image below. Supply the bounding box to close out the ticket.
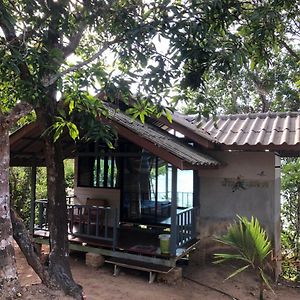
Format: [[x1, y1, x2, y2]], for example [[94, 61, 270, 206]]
[[9, 109, 300, 277]]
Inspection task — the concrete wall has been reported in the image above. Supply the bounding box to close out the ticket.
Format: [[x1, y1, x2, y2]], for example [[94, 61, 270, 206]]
[[193, 151, 281, 262], [73, 158, 121, 226], [72, 151, 281, 264]]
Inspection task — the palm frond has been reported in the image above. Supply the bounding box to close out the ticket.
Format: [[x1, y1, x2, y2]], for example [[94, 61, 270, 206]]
[[214, 253, 252, 264], [225, 264, 250, 280], [214, 215, 274, 299], [259, 268, 275, 294]]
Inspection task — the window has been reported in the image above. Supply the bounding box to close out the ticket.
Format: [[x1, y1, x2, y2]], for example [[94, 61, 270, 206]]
[[77, 143, 119, 188]]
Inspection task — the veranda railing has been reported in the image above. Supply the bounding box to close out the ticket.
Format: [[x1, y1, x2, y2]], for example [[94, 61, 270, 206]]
[[34, 199, 118, 249]]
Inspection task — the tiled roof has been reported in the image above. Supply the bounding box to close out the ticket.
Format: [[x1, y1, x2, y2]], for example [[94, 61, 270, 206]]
[[107, 107, 220, 167], [170, 111, 218, 143], [198, 111, 300, 146]]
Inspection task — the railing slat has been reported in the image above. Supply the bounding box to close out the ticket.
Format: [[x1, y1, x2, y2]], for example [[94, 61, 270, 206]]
[[87, 207, 91, 235], [79, 206, 83, 233], [96, 207, 99, 237], [34, 200, 118, 246], [176, 206, 197, 248], [105, 209, 108, 238]]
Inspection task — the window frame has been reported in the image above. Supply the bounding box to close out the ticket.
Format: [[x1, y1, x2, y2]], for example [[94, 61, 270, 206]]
[[77, 149, 119, 189]]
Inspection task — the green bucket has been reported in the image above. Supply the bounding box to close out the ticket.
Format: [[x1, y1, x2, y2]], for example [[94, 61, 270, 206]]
[[159, 234, 170, 254]]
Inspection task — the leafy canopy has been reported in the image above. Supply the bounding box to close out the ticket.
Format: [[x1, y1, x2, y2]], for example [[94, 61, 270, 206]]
[[1, 0, 298, 131]]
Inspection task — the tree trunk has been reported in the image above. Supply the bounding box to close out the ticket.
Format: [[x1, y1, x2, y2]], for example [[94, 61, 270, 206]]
[[0, 125, 20, 298], [11, 208, 53, 286], [37, 103, 83, 299]]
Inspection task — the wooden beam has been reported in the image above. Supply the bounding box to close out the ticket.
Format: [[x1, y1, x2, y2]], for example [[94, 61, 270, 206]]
[[10, 158, 46, 167], [34, 237, 176, 267], [112, 122, 187, 170], [158, 115, 216, 149], [11, 152, 42, 157], [193, 171, 200, 208], [10, 122, 42, 147], [220, 144, 300, 153], [77, 152, 144, 158]]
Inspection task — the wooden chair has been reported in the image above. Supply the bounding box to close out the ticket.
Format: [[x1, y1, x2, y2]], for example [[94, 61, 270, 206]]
[[69, 198, 109, 236]]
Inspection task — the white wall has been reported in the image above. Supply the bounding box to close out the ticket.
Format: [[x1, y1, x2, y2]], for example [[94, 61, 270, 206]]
[[195, 151, 280, 259]]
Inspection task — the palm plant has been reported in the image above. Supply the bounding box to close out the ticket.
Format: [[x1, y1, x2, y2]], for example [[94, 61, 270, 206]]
[[214, 216, 274, 300]]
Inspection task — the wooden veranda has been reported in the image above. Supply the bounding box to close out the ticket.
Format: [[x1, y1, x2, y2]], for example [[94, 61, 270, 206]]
[[33, 197, 200, 268]]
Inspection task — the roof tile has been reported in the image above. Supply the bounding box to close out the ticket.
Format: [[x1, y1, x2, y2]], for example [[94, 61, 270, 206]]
[[198, 112, 300, 146], [107, 107, 220, 167]]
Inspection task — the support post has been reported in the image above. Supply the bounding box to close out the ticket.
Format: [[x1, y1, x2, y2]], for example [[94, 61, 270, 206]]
[[192, 170, 200, 238], [170, 167, 177, 256], [165, 164, 169, 200], [30, 166, 37, 235], [149, 272, 156, 284], [113, 208, 118, 251], [155, 157, 158, 220], [113, 264, 120, 276], [193, 170, 200, 208]]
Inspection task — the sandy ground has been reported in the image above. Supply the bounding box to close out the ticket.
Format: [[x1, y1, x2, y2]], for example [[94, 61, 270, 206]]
[[15, 245, 300, 300]]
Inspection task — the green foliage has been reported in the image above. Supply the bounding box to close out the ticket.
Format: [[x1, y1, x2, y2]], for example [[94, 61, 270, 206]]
[[281, 158, 300, 282], [1, 0, 298, 127], [64, 160, 75, 195], [9, 162, 74, 227], [214, 216, 273, 300], [9, 167, 48, 227], [45, 117, 80, 142], [10, 167, 32, 227], [175, 0, 299, 114]]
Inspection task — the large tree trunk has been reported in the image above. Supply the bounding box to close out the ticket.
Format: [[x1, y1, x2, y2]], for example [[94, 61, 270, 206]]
[[37, 98, 83, 299], [0, 125, 20, 298]]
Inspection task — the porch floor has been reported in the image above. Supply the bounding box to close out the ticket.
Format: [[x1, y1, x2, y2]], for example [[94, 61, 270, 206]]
[[34, 225, 199, 262]]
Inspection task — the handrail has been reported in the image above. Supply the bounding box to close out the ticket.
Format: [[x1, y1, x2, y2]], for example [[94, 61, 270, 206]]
[[33, 199, 118, 247], [176, 206, 197, 248], [69, 203, 112, 210], [177, 207, 194, 214], [35, 199, 48, 203]]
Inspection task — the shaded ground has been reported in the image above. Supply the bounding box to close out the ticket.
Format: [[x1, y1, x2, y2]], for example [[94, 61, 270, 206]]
[[15, 244, 300, 300]]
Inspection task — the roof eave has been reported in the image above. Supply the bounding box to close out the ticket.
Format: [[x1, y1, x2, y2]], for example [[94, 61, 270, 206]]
[[158, 115, 217, 149], [106, 118, 219, 170], [220, 143, 300, 156]]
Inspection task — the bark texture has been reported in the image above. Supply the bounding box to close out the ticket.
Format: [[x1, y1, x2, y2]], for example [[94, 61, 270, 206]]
[[0, 125, 20, 298], [37, 98, 83, 299]]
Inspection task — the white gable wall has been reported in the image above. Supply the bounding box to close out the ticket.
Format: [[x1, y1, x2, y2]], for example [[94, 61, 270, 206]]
[[195, 151, 281, 263]]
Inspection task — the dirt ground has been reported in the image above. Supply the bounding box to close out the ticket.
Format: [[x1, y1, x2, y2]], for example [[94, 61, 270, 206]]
[[15, 244, 300, 300]]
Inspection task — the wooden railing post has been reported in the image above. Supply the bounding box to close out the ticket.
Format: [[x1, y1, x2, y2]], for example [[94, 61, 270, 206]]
[[29, 166, 36, 235], [113, 208, 118, 251], [170, 167, 177, 256], [38, 201, 43, 229], [191, 208, 196, 239]]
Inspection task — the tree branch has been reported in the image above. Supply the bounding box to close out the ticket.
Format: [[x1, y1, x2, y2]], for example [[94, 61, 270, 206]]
[[18, 12, 52, 46], [5, 102, 33, 129], [43, 37, 122, 87], [63, 0, 116, 58], [0, 0, 31, 80], [0, 0, 17, 41], [280, 40, 300, 61], [63, 23, 86, 58], [11, 208, 53, 287]]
